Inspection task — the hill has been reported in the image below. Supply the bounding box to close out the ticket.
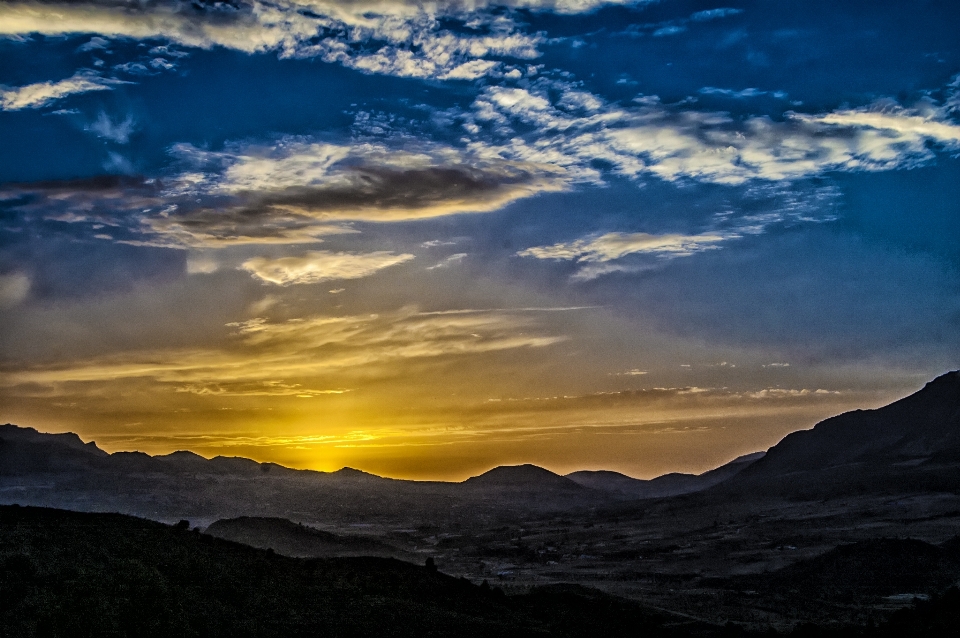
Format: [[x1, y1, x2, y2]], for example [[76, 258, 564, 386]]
[[464, 464, 587, 491], [0, 505, 713, 638], [719, 370, 960, 498], [567, 452, 765, 498], [204, 516, 405, 559]]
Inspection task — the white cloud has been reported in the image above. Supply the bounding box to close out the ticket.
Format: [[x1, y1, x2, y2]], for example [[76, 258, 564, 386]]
[[77, 36, 109, 52], [186, 254, 219, 274], [520, 231, 733, 262], [87, 111, 136, 143], [0, 72, 116, 110], [207, 142, 352, 194], [241, 250, 415, 285], [426, 253, 467, 269], [0, 0, 590, 82], [652, 25, 686, 37], [744, 388, 840, 400], [690, 8, 743, 22], [699, 87, 786, 100], [518, 229, 745, 280], [464, 84, 960, 186]]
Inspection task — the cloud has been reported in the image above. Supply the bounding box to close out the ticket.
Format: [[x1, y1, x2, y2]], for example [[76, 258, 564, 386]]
[[0, 175, 162, 228], [699, 87, 787, 100], [138, 140, 566, 247], [138, 210, 358, 249], [77, 36, 109, 52], [793, 103, 960, 163], [464, 84, 960, 186], [0, 272, 30, 308], [690, 8, 743, 22], [426, 253, 467, 269], [190, 142, 566, 216], [186, 254, 219, 274], [520, 231, 734, 262], [3, 307, 565, 390], [176, 381, 350, 397], [652, 25, 686, 37], [1, 139, 565, 249], [87, 111, 136, 144], [241, 250, 415, 285], [0, 0, 576, 82], [0, 72, 117, 110]]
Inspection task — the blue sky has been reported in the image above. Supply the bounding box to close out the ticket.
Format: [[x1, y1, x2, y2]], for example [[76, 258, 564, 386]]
[[1, 0, 958, 479]]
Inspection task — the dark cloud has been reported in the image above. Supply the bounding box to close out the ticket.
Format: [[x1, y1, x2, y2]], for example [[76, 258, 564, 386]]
[[140, 155, 565, 246], [2, 174, 154, 193], [243, 164, 549, 214]]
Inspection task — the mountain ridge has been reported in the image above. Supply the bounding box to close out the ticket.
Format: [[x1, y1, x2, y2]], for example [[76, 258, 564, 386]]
[[715, 370, 960, 497]]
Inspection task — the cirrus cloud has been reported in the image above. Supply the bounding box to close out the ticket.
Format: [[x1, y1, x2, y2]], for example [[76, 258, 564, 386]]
[[519, 231, 734, 262], [0, 71, 120, 110], [2, 307, 566, 392], [241, 250, 415, 285]]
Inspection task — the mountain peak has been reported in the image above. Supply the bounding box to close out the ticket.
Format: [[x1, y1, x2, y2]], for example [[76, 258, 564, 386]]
[[0, 423, 106, 456], [464, 464, 583, 489]]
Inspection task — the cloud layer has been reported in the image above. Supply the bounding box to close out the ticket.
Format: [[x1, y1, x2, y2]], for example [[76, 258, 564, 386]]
[[152, 141, 565, 247], [3, 307, 565, 393], [0, 0, 607, 81], [464, 85, 960, 186]]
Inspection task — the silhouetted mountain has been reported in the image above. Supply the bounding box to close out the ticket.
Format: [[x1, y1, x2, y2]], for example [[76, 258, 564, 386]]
[[205, 516, 404, 558], [3, 371, 959, 524], [567, 452, 765, 498], [719, 370, 960, 498], [0, 425, 611, 524], [0, 424, 106, 456], [464, 464, 586, 491]]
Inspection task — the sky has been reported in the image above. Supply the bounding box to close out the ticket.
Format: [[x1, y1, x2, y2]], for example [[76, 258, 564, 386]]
[[1, 0, 959, 481]]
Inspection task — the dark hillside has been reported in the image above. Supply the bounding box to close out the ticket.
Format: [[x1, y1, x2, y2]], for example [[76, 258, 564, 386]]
[[0, 505, 538, 638], [718, 371, 960, 498], [0, 505, 700, 638], [464, 465, 586, 490], [205, 516, 404, 558]]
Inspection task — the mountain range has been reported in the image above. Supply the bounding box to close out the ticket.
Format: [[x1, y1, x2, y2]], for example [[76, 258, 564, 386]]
[[2, 371, 959, 525]]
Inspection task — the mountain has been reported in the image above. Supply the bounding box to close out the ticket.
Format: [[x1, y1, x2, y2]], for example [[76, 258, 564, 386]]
[[205, 516, 405, 559], [464, 464, 586, 491], [566, 452, 765, 498], [4, 371, 959, 522], [719, 370, 960, 498], [0, 426, 611, 525]]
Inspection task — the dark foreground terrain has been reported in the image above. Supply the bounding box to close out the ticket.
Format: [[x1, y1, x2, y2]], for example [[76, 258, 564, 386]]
[[0, 505, 731, 638], [2, 505, 959, 638]]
